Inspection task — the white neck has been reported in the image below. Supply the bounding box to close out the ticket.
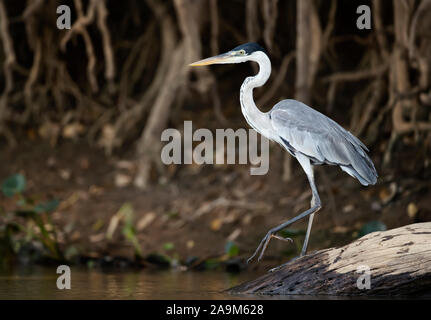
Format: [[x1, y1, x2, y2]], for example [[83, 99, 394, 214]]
[[239, 51, 272, 137]]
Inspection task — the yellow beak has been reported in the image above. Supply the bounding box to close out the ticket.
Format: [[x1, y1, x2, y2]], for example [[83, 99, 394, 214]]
[[189, 53, 233, 66]]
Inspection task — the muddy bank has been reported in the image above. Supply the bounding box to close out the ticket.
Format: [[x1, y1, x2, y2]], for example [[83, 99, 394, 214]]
[[1, 139, 430, 270]]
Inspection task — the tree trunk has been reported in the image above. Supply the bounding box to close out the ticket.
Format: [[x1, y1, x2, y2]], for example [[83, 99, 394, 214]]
[[134, 0, 213, 189], [384, 0, 431, 166], [229, 223, 431, 296]]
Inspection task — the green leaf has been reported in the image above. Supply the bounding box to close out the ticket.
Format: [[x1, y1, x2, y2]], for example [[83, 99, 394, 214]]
[[118, 203, 142, 257], [123, 227, 135, 240], [204, 258, 220, 270], [1, 174, 26, 197], [34, 199, 60, 214], [166, 211, 178, 219], [225, 241, 239, 257], [163, 242, 175, 251], [358, 221, 387, 237]]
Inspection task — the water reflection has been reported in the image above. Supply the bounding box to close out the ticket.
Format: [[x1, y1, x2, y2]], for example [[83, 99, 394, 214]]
[[0, 266, 265, 300], [1, 266, 421, 300]]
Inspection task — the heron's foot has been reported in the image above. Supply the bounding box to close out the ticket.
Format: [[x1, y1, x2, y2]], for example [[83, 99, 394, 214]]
[[246, 232, 293, 264]]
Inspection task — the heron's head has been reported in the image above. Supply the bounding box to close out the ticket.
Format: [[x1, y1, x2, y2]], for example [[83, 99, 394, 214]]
[[189, 42, 267, 66]]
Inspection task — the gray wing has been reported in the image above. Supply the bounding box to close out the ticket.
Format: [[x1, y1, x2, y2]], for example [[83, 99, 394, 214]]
[[270, 99, 377, 186]]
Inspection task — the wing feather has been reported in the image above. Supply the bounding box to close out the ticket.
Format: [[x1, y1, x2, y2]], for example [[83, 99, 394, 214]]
[[270, 100, 377, 185]]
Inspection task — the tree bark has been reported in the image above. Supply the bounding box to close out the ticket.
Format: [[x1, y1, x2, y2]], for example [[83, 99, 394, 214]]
[[384, 0, 431, 166], [229, 223, 431, 296]]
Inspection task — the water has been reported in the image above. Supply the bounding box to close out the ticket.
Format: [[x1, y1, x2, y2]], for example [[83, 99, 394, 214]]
[[0, 266, 270, 300], [3, 266, 416, 300]]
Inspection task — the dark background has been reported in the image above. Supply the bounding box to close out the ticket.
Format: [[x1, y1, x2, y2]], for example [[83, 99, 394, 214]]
[[0, 0, 430, 271]]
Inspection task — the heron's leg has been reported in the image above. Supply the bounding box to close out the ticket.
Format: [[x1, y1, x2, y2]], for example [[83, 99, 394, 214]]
[[300, 161, 321, 256], [246, 202, 321, 263], [247, 154, 321, 264], [301, 213, 315, 256], [268, 214, 315, 273]]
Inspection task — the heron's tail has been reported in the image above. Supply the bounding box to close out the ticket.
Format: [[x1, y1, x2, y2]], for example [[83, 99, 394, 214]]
[[340, 152, 378, 186]]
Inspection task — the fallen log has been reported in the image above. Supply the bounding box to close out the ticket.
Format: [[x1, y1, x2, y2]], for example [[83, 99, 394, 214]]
[[229, 222, 431, 296]]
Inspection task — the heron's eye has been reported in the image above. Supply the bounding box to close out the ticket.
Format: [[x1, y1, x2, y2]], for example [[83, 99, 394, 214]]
[[239, 49, 246, 55]]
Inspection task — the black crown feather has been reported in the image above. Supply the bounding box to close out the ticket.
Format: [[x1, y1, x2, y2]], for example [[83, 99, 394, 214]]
[[232, 42, 267, 55]]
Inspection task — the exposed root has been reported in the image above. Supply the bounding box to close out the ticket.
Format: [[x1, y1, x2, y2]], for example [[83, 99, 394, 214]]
[[0, 0, 429, 186]]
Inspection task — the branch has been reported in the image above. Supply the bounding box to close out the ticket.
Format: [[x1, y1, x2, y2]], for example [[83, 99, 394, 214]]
[[229, 223, 431, 296], [0, 0, 16, 93], [322, 62, 389, 83]]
